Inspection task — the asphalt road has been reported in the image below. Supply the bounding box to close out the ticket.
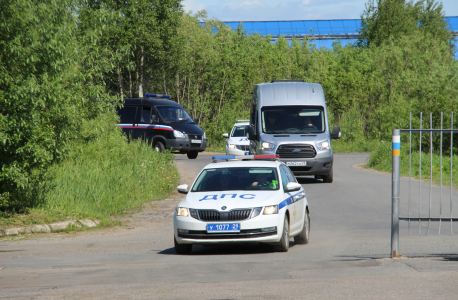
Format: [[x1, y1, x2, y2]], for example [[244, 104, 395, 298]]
[[1, 153, 458, 299]]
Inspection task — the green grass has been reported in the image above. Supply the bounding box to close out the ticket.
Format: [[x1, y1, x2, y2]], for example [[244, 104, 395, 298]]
[[331, 139, 380, 153], [205, 141, 225, 153], [0, 129, 179, 229], [367, 141, 458, 186]]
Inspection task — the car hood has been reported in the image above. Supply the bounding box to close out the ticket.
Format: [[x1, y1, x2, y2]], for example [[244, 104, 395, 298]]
[[179, 190, 283, 210], [227, 137, 250, 145]]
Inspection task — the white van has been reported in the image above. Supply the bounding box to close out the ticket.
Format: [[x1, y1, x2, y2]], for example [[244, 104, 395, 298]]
[[247, 80, 341, 183]]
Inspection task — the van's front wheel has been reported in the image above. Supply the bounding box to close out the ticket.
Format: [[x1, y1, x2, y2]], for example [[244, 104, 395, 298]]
[[322, 167, 333, 183], [187, 151, 198, 159], [153, 141, 165, 153]]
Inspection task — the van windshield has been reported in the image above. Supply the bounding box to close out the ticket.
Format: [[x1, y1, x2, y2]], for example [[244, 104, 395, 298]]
[[261, 106, 325, 134], [156, 106, 193, 123]]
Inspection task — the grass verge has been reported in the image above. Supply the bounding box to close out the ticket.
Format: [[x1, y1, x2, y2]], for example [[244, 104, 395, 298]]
[[367, 141, 458, 186], [0, 129, 179, 229]]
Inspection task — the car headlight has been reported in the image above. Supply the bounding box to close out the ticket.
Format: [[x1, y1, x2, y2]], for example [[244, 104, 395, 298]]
[[176, 207, 189, 217], [261, 142, 275, 151], [316, 140, 330, 151], [228, 144, 236, 149], [263, 205, 279, 215], [173, 130, 186, 138], [203, 132, 206, 139]]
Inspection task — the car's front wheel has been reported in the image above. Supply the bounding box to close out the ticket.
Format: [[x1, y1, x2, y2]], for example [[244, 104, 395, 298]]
[[294, 211, 310, 245], [174, 237, 192, 254], [274, 215, 289, 252]]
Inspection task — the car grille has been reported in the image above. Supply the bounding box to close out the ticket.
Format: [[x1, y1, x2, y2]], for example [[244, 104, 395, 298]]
[[276, 144, 316, 159], [196, 209, 252, 221], [178, 228, 277, 240], [236, 145, 249, 151], [189, 134, 202, 147]]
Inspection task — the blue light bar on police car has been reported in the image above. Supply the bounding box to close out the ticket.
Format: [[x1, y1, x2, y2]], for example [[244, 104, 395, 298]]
[[144, 93, 171, 99], [212, 154, 279, 160]]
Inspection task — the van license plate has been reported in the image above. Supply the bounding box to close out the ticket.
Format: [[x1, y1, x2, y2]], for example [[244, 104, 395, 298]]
[[286, 162, 307, 166], [191, 139, 201, 143]]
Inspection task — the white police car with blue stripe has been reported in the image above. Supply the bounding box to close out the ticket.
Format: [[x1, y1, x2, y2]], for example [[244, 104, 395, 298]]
[[222, 120, 250, 156], [173, 154, 310, 254]]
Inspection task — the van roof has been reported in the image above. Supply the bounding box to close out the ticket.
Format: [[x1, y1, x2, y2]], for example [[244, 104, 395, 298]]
[[123, 98, 182, 107], [255, 81, 325, 106]]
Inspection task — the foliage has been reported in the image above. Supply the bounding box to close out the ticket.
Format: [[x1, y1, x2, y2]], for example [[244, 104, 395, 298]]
[[358, 0, 454, 50], [367, 140, 458, 186], [77, 0, 184, 97], [42, 122, 179, 220], [0, 0, 116, 212]]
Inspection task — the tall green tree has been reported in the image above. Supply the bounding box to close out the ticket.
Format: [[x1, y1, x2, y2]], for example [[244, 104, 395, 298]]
[[77, 0, 183, 97], [358, 0, 454, 51], [0, 0, 112, 210]]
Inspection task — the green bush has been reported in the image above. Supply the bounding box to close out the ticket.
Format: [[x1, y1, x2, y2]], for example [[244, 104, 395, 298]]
[[367, 140, 458, 187], [41, 119, 179, 220]]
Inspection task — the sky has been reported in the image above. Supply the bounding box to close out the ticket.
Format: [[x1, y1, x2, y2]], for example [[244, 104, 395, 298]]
[[181, 0, 458, 21]]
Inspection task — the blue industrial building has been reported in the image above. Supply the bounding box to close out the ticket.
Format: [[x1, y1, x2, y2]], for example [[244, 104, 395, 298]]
[[216, 17, 458, 56]]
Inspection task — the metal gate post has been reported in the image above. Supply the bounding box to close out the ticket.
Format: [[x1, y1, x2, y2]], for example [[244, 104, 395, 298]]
[[391, 129, 401, 257]]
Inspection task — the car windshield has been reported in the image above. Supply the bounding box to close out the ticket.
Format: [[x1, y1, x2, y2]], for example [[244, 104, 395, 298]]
[[156, 106, 193, 123], [261, 105, 325, 134], [231, 125, 249, 137], [191, 167, 279, 192]]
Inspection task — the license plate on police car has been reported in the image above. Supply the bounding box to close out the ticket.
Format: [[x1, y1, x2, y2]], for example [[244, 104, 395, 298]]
[[191, 139, 201, 144], [207, 223, 240, 233], [286, 161, 307, 166]]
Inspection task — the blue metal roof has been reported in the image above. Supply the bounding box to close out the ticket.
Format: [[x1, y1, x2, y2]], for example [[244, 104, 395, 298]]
[[222, 19, 363, 39], [217, 16, 457, 40], [202, 17, 457, 57]]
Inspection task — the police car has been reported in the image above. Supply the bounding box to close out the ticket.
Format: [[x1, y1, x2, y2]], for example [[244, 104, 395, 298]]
[[173, 154, 310, 254], [222, 120, 250, 156]]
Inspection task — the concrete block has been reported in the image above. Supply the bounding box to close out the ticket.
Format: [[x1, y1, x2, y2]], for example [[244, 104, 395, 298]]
[[5, 228, 25, 235], [79, 219, 97, 228], [31, 225, 51, 233]]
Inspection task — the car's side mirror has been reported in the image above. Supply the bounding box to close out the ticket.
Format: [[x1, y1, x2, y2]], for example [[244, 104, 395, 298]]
[[247, 126, 256, 140], [193, 118, 199, 125], [222, 133, 229, 138], [151, 115, 157, 124], [177, 184, 189, 194], [285, 182, 301, 193], [331, 126, 341, 139]]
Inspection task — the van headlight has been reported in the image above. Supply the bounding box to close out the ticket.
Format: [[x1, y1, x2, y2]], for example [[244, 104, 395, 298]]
[[316, 140, 330, 151], [261, 142, 275, 151], [173, 130, 186, 138], [228, 144, 236, 149]]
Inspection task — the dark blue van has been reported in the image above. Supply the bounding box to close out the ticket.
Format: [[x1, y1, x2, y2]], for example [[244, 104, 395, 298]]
[[117, 94, 207, 159]]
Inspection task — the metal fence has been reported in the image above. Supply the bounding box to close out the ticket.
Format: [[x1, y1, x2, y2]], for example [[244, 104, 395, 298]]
[[391, 112, 458, 258]]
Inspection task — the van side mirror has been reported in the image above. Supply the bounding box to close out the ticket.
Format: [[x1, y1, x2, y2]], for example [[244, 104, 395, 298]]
[[331, 126, 341, 139], [222, 133, 229, 138], [247, 126, 256, 140], [151, 115, 157, 124], [177, 184, 189, 194], [193, 118, 199, 125]]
